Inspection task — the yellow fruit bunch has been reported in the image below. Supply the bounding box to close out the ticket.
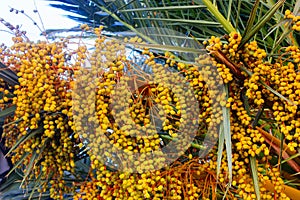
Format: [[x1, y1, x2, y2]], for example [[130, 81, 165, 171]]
[[203, 28, 300, 199], [0, 19, 299, 199], [0, 35, 84, 198], [0, 25, 223, 199]]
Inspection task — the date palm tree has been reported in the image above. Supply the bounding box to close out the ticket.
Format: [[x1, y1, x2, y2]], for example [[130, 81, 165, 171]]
[[1, 0, 300, 199]]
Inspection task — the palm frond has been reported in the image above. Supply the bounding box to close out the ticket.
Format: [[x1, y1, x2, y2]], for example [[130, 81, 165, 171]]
[[0, 62, 19, 86], [46, 0, 299, 54]]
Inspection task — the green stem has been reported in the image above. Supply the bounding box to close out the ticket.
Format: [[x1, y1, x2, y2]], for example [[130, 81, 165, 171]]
[[160, 135, 205, 150], [199, 0, 235, 33], [250, 156, 261, 200]]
